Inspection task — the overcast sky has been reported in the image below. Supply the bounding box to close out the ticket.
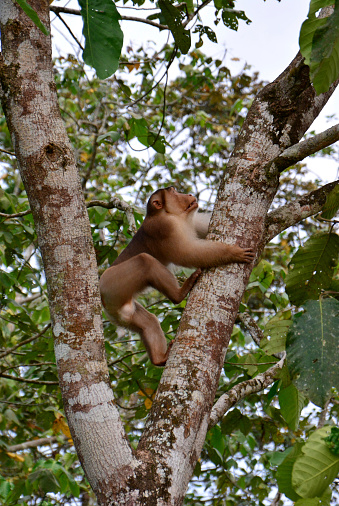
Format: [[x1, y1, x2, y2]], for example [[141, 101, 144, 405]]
[[51, 0, 339, 182]]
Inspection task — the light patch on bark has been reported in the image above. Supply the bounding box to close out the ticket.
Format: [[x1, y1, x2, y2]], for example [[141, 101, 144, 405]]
[[53, 323, 66, 339], [54, 245, 74, 263], [63, 372, 82, 383], [85, 359, 108, 375], [68, 404, 134, 488], [167, 411, 210, 500], [68, 381, 114, 407], [0, 1, 17, 26], [279, 123, 292, 147], [17, 40, 37, 73]]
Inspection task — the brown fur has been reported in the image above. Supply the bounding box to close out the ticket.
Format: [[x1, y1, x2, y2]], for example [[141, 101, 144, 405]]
[[100, 187, 255, 365]]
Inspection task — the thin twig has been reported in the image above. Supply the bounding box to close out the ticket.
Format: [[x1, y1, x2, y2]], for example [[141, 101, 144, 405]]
[[208, 353, 286, 429], [0, 373, 58, 385], [0, 324, 51, 359]]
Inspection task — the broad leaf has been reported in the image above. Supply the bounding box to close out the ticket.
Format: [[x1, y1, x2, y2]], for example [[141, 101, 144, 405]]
[[261, 310, 292, 355], [285, 232, 339, 306], [299, 1, 339, 94], [286, 298, 339, 407], [14, 0, 49, 35], [295, 489, 332, 505], [158, 0, 191, 54], [292, 426, 339, 498], [321, 185, 339, 219], [79, 0, 123, 79], [276, 443, 303, 501], [278, 384, 305, 431]]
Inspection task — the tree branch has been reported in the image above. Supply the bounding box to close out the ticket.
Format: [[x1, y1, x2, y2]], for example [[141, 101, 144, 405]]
[[87, 198, 137, 234], [0, 324, 50, 359], [52, 11, 83, 51], [264, 180, 339, 243], [237, 313, 284, 359], [0, 198, 137, 233], [0, 373, 58, 385], [208, 353, 286, 429], [7, 435, 68, 452], [0, 146, 15, 156], [270, 123, 339, 172], [237, 312, 264, 347], [0, 209, 31, 219], [49, 6, 168, 30]]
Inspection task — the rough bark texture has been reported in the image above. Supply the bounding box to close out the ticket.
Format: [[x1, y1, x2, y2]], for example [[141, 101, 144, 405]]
[[0, 2, 135, 503], [136, 54, 338, 504], [0, 2, 338, 505]]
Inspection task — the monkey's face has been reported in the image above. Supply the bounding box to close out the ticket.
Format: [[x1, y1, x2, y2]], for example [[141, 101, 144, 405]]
[[147, 187, 198, 217]]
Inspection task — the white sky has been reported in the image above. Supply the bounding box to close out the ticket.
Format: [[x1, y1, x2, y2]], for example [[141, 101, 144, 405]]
[[51, 0, 339, 182]]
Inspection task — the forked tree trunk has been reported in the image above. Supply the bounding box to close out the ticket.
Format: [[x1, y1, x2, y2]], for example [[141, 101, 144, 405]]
[[0, 1, 337, 504]]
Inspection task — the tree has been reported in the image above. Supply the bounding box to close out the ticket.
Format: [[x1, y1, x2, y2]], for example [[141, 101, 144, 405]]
[[0, 1, 338, 505]]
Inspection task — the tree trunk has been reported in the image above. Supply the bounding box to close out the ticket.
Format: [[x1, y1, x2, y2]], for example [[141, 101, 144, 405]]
[[0, 2, 337, 505], [0, 1, 134, 503]]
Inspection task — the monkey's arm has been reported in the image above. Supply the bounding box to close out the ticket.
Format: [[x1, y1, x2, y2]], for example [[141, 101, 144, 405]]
[[168, 239, 255, 269]]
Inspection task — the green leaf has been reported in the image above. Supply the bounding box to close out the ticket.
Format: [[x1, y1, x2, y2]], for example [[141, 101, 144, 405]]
[[221, 8, 251, 31], [248, 260, 274, 293], [194, 24, 218, 44], [29, 468, 60, 493], [79, 0, 123, 79], [286, 298, 339, 407], [292, 426, 339, 498], [6, 480, 26, 505], [299, 1, 339, 94], [261, 310, 292, 355], [278, 384, 305, 431], [158, 0, 191, 54], [324, 426, 339, 455], [285, 233, 339, 306], [295, 489, 332, 505], [320, 185, 339, 219], [276, 443, 303, 501], [0, 479, 11, 500], [14, 0, 49, 35], [97, 131, 121, 144]]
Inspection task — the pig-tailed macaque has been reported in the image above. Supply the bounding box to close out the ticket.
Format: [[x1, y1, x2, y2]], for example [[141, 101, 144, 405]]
[[99, 187, 255, 366]]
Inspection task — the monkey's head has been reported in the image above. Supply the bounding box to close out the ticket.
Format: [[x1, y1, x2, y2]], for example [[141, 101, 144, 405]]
[[146, 187, 198, 217]]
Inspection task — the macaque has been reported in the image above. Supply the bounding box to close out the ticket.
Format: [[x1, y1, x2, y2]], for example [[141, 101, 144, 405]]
[[99, 187, 255, 366]]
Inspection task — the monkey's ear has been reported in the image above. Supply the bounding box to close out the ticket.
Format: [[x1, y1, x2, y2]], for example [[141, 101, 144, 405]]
[[151, 199, 163, 210]]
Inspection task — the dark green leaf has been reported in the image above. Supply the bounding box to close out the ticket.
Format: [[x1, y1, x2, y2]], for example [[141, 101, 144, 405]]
[[320, 185, 339, 219], [285, 233, 339, 306], [276, 443, 303, 501], [194, 25, 218, 44], [79, 0, 123, 79], [14, 0, 49, 35], [324, 426, 339, 455], [278, 384, 305, 431], [299, 1, 339, 94], [221, 8, 251, 31], [286, 298, 339, 407], [158, 0, 191, 54]]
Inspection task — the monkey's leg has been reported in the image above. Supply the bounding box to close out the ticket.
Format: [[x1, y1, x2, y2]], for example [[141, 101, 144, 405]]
[[100, 253, 200, 310], [137, 253, 201, 304], [119, 301, 170, 366]]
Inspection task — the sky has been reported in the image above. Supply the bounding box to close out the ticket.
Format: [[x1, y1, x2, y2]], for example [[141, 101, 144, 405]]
[[51, 0, 339, 183]]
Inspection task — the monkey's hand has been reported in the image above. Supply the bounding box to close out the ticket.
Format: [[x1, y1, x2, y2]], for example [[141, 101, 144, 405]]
[[234, 246, 255, 263]]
